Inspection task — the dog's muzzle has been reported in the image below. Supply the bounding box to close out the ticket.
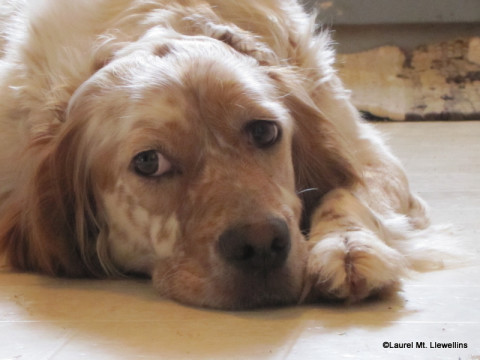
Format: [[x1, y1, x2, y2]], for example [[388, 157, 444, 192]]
[[217, 217, 291, 272]]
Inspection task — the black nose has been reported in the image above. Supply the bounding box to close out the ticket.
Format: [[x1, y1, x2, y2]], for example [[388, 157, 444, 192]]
[[218, 218, 291, 272]]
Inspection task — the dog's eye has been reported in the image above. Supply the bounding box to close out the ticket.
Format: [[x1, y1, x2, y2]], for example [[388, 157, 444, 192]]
[[132, 150, 172, 177], [246, 120, 281, 148]]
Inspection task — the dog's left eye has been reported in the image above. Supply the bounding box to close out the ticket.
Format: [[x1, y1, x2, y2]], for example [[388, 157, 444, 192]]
[[132, 150, 172, 177], [246, 120, 281, 148]]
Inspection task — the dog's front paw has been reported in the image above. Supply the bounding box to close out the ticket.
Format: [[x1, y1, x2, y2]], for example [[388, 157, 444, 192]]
[[302, 229, 407, 303]]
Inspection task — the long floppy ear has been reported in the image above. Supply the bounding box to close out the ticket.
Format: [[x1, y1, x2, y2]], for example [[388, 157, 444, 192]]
[[183, 13, 278, 66], [0, 122, 107, 277], [267, 68, 362, 225]]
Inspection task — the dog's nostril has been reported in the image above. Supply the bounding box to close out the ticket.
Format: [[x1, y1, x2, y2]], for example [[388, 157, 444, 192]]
[[272, 236, 288, 252], [236, 245, 255, 261], [218, 218, 291, 271]]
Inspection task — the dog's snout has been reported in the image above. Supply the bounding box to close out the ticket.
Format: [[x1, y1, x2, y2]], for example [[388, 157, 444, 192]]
[[218, 218, 291, 271]]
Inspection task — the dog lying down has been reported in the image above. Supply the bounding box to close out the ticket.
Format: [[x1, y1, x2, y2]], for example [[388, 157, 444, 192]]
[[0, 0, 443, 309]]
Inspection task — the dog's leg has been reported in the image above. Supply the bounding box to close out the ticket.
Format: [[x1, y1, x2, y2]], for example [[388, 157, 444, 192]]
[[301, 159, 430, 303], [302, 187, 405, 302]]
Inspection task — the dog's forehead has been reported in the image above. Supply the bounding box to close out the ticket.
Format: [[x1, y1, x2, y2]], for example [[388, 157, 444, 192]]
[[77, 44, 294, 167], [114, 49, 292, 132]]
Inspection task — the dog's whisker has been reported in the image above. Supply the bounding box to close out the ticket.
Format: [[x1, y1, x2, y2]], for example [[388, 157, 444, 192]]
[[297, 187, 319, 195]]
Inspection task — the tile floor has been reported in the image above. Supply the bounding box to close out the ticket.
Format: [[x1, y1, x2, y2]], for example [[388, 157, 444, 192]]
[[1, 121, 479, 359]]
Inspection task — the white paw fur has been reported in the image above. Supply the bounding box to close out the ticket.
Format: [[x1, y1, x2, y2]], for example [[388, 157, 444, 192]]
[[302, 229, 408, 302]]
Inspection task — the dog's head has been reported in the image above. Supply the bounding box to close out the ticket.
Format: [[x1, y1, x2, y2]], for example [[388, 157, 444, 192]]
[[0, 29, 358, 309]]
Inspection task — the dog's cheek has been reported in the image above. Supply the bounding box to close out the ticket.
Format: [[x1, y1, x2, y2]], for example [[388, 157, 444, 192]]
[[151, 257, 218, 307], [100, 183, 181, 274], [149, 215, 179, 258]]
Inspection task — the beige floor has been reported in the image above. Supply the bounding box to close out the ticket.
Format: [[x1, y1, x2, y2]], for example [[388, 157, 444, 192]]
[[1, 121, 479, 360]]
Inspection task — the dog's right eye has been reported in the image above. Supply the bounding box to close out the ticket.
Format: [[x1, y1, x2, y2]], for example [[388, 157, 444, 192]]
[[132, 150, 172, 177]]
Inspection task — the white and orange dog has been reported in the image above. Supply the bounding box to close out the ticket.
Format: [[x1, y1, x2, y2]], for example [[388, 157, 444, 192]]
[[0, 0, 436, 309]]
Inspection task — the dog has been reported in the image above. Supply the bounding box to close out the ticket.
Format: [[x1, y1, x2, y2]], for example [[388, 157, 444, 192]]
[[0, 0, 438, 309]]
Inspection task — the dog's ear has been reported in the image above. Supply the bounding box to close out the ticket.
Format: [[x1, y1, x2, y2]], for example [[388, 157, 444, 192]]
[[184, 13, 278, 66], [0, 121, 108, 277], [267, 67, 361, 204]]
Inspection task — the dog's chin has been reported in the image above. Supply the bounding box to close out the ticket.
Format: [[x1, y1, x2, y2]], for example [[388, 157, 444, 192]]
[[151, 258, 306, 310]]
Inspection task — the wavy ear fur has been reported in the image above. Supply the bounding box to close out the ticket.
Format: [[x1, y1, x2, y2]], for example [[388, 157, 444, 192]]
[[267, 68, 362, 228], [181, 9, 278, 66], [0, 123, 105, 277]]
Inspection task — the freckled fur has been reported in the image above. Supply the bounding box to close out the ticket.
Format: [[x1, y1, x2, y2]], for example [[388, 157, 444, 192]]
[[0, 0, 449, 309]]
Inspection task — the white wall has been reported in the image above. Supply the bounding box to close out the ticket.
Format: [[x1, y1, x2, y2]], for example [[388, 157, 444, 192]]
[[302, 0, 480, 24], [301, 0, 480, 53]]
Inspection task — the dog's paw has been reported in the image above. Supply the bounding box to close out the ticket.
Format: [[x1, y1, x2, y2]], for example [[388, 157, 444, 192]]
[[301, 229, 407, 303]]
